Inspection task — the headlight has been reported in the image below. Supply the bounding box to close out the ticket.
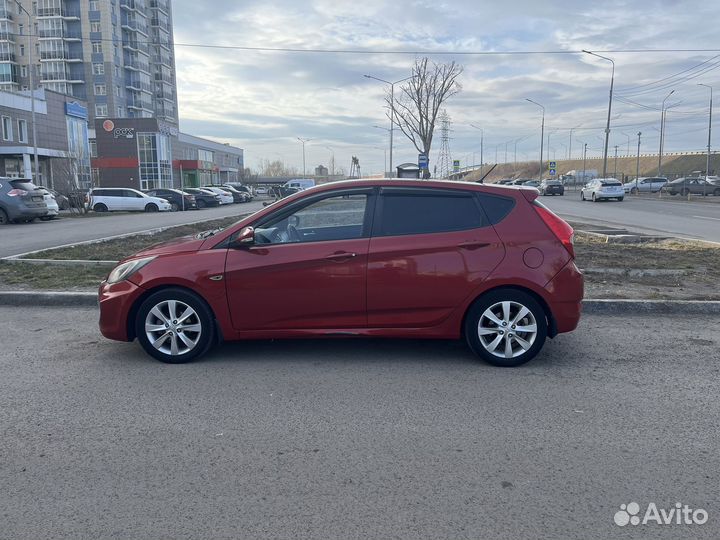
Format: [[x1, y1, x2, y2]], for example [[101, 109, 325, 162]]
[[107, 256, 156, 284]]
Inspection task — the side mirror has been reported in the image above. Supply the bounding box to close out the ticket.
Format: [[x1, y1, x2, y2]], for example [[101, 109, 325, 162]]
[[233, 226, 255, 247]]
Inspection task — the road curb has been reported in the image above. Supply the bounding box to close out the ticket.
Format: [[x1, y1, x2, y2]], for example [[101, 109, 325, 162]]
[[0, 291, 97, 307], [582, 299, 720, 315], [1, 291, 719, 314]]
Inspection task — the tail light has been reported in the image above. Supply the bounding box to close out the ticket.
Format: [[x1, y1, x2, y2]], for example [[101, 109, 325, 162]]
[[532, 201, 574, 258], [7, 189, 27, 197]]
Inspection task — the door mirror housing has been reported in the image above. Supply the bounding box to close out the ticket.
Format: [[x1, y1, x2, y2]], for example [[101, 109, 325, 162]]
[[233, 226, 255, 247]]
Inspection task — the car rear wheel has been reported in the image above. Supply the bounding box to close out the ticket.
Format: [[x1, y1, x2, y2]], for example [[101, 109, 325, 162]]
[[631, 188, 639, 195], [592, 193, 597, 202], [197, 199, 207, 209], [145, 203, 158, 212], [714, 188, 720, 196], [465, 290, 547, 367], [0, 208, 8, 225], [170, 202, 180, 212], [581, 191, 585, 201], [135, 288, 215, 363], [680, 188, 689, 196], [93, 203, 108, 212]]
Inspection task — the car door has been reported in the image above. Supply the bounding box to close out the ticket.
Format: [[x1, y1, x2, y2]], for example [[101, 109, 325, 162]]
[[224, 188, 374, 330], [366, 187, 505, 328]]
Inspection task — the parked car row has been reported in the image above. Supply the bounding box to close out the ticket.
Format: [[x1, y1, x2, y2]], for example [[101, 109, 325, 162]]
[[87, 184, 255, 213], [662, 177, 720, 196]]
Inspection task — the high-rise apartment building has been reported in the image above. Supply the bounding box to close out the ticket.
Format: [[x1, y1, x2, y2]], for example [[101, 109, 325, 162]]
[[0, 0, 177, 125]]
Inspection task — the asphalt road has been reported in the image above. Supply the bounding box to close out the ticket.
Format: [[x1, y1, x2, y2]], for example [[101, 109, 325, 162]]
[[1, 307, 718, 539], [0, 201, 267, 259], [542, 191, 720, 243]]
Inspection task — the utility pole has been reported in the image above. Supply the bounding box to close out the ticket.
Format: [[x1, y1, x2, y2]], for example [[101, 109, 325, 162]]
[[582, 143, 588, 185], [16, 1, 39, 184], [526, 98, 545, 180], [698, 84, 713, 178], [569, 124, 581, 160], [621, 132, 631, 155], [364, 74, 413, 178], [325, 145, 335, 176], [297, 137, 311, 178], [583, 50, 615, 178], [470, 124, 484, 178], [613, 145, 619, 178], [658, 89, 675, 176], [636, 132, 642, 182]]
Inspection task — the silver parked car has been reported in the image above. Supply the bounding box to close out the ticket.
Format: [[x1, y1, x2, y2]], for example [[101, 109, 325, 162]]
[[623, 177, 667, 194], [0, 178, 48, 224], [581, 178, 624, 202]]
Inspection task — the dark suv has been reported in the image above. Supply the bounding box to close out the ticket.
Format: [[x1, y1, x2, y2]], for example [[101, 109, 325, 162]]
[[0, 178, 48, 224], [145, 188, 197, 211], [99, 180, 583, 367]]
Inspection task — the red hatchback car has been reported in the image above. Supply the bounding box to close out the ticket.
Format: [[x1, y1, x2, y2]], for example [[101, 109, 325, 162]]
[[99, 180, 583, 367]]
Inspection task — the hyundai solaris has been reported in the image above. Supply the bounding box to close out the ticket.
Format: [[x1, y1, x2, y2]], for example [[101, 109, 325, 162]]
[[99, 180, 583, 367]]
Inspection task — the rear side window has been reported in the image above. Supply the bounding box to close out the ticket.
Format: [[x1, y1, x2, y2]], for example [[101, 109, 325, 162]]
[[376, 189, 485, 236], [10, 180, 37, 191], [477, 193, 515, 225], [92, 189, 107, 196]]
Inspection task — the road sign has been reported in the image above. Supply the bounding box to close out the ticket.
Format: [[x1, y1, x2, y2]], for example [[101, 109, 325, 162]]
[[549, 161, 556, 169], [549, 169, 557, 176], [453, 160, 460, 172], [418, 153, 429, 168]]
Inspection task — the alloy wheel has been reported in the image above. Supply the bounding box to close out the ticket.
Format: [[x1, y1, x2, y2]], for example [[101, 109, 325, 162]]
[[477, 301, 538, 359], [144, 300, 203, 356]]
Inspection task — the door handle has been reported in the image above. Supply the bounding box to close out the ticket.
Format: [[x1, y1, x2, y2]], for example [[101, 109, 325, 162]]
[[458, 241, 490, 250], [325, 252, 357, 262]]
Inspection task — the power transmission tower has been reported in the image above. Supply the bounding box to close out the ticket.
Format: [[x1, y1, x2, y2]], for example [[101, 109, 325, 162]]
[[436, 110, 452, 179]]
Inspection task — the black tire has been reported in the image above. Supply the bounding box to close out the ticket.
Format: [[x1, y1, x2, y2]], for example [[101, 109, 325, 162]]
[[630, 188, 638, 195], [197, 199, 207, 209], [592, 193, 597, 202], [464, 289, 548, 367], [170, 202, 180, 212], [93, 203, 108, 213], [135, 288, 215, 364], [680, 188, 689, 196], [0, 208, 8, 225], [714, 189, 720, 197], [145, 203, 158, 213], [581, 191, 585, 201], [40, 216, 51, 221]]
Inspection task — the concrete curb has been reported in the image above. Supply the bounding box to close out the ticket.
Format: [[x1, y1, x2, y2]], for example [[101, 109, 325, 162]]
[[1, 291, 719, 314]]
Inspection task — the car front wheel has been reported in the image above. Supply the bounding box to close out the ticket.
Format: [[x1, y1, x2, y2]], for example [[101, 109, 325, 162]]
[[135, 288, 215, 363], [465, 289, 548, 367]]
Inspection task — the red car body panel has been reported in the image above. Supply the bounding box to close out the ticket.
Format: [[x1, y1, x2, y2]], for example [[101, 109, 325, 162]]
[[98, 179, 583, 346]]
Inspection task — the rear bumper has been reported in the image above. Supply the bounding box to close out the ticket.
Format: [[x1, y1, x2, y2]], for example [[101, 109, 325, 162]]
[[8, 204, 48, 219], [98, 280, 144, 342], [545, 260, 584, 334]]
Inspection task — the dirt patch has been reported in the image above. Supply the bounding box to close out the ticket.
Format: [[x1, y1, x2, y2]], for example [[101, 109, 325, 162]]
[[574, 235, 720, 300], [0, 262, 107, 291]]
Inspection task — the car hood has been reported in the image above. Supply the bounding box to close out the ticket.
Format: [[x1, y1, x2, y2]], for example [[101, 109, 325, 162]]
[[132, 234, 206, 258]]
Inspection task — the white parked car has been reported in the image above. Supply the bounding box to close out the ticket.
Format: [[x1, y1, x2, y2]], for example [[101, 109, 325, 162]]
[[199, 186, 234, 205], [89, 187, 172, 213], [581, 178, 624, 202], [38, 188, 59, 220], [283, 179, 316, 191], [623, 177, 667, 194]]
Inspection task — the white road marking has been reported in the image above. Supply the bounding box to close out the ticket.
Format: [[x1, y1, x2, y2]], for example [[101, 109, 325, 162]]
[[692, 215, 720, 221]]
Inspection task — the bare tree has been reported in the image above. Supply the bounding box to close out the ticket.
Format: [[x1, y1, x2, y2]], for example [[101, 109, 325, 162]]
[[388, 58, 463, 178], [259, 159, 299, 177], [52, 146, 91, 213]]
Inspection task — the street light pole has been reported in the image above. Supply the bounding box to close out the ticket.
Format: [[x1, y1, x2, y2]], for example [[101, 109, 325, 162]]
[[297, 137, 311, 178], [364, 74, 413, 178], [621, 131, 631, 155], [658, 89, 675, 176], [526, 98, 545, 180], [16, 1, 39, 184], [583, 50, 615, 178], [698, 84, 713, 178], [324, 145, 335, 176], [470, 124, 484, 178], [582, 142, 588, 186], [636, 131, 642, 182], [613, 145, 619, 178]]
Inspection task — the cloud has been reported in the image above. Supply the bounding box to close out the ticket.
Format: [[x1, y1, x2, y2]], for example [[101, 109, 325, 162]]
[[171, 0, 719, 173]]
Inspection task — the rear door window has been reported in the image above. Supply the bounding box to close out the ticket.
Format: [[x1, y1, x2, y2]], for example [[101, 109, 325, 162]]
[[375, 188, 485, 237]]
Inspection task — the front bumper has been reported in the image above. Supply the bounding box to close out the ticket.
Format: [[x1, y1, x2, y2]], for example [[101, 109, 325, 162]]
[[98, 280, 145, 341]]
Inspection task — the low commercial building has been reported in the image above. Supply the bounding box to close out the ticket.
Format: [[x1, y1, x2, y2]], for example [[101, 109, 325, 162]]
[[0, 89, 91, 189], [91, 117, 244, 190]]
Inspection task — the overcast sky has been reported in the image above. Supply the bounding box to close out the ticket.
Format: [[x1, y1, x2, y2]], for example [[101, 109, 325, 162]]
[[170, 0, 719, 175]]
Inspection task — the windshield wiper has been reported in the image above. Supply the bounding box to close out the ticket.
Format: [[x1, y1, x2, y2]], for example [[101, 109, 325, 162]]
[[196, 228, 224, 239]]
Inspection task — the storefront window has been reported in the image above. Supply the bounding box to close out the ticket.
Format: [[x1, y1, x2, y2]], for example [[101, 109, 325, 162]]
[[138, 132, 172, 190]]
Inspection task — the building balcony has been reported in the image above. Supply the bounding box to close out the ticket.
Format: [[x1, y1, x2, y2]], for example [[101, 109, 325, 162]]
[[40, 50, 83, 61], [122, 18, 148, 36], [0, 51, 15, 62], [127, 99, 153, 110], [0, 31, 12, 41], [124, 59, 150, 73], [0, 9, 12, 20], [150, 18, 170, 32], [150, 0, 170, 13], [37, 7, 81, 19], [40, 72, 83, 83]]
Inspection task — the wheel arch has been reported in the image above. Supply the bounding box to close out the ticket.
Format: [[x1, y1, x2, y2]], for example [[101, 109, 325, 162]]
[[126, 284, 224, 344], [461, 285, 558, 340]]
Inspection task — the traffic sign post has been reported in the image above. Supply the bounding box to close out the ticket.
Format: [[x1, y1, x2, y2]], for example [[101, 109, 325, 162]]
[[549, 161, 557, 176]]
